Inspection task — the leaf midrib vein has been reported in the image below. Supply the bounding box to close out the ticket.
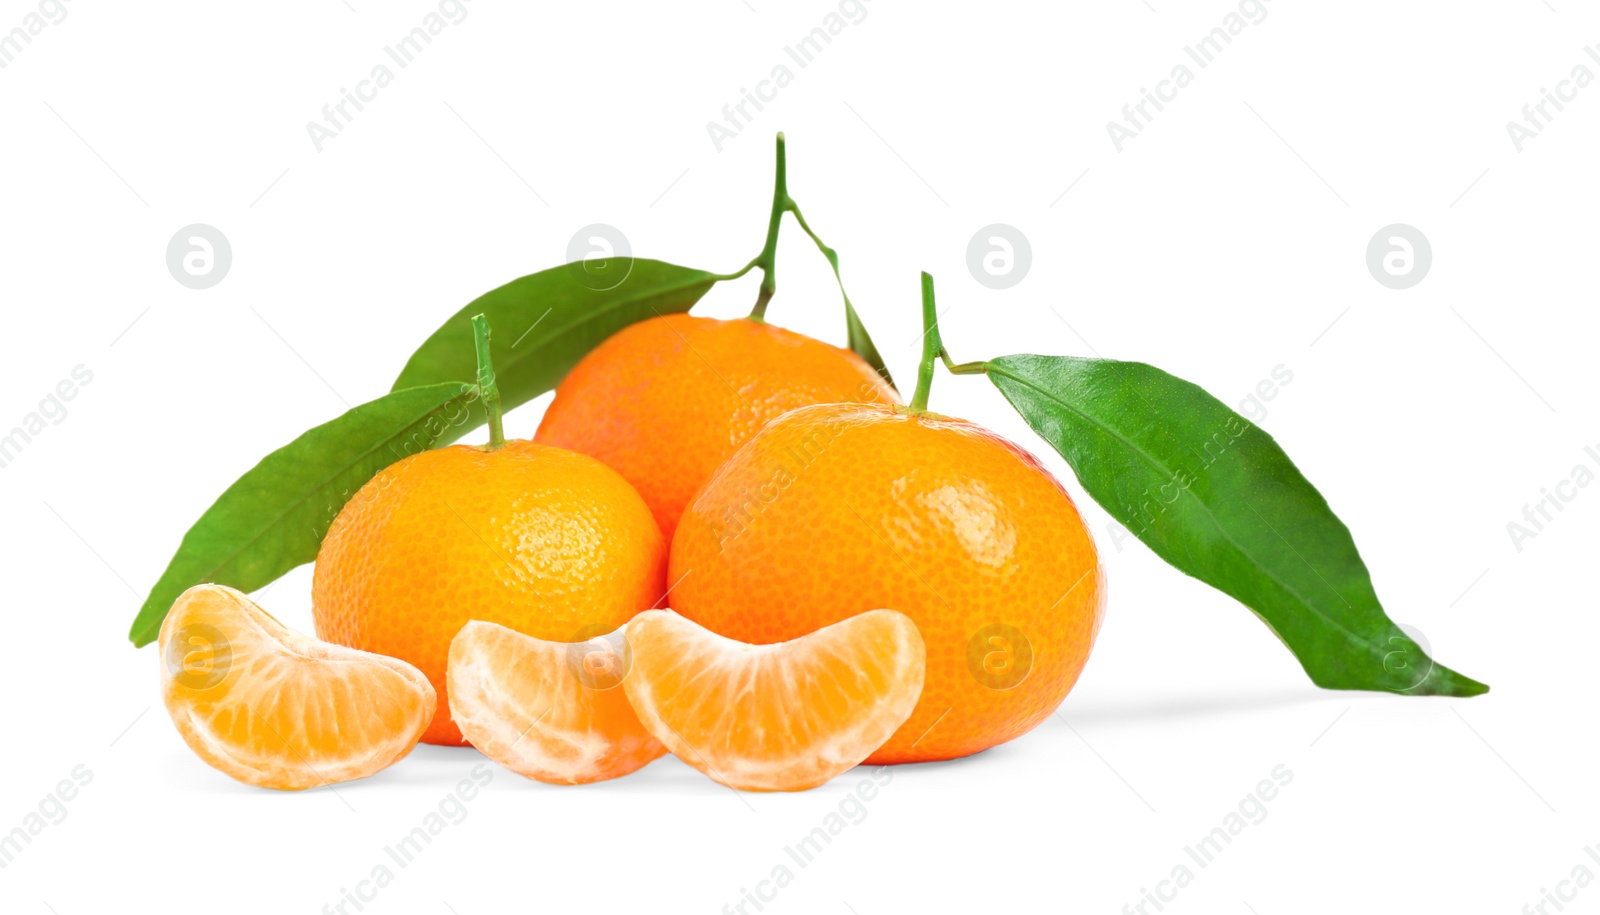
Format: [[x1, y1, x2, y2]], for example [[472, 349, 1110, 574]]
[[148, 269, 718, 636], [410, 267, 716, 385], [989, 363, 1390, 663], [141, 388, 472, 630]]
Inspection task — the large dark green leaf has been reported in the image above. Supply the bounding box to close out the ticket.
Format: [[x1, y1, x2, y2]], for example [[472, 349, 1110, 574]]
[[987, 354, 1486, 696], [391, 258, 720, 422], [129, 382, 478, 646]]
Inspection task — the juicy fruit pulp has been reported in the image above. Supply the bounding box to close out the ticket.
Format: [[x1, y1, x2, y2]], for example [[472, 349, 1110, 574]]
[[669, 402, 1105, 764], [160, 584, 434, 790], [623, 609, 925, 792], [313, 440, 667, 745], [536, 314, 899, 541], [448, 621, 666, 784]]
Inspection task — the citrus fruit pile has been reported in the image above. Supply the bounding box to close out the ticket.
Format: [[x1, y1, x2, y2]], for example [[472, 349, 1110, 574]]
[[156, 302, 1100, 792], [144, 133, 1473, 797]]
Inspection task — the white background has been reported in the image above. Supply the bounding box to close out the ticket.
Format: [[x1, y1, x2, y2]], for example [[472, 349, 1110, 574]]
[[1, 1, 1595, 913]]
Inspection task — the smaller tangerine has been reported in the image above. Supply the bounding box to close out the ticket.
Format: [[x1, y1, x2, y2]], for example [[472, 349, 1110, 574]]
[[536, 314, 899, 540]]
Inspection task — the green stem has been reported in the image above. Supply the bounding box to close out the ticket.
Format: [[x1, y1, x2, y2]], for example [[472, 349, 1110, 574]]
[[786, 201, 894, 387], [910, 272, 941, 411], [731, 133, 894, 387], [747, 132, 788, 321], [786, 202, 841, 301], [943, 358, 990, 375], [471, 313, 506, 450]]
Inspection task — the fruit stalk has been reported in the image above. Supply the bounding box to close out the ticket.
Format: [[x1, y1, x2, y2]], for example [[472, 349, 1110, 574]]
[[910, 272, 942, 411], [472, 313, 506, 450], [723, 134, 894, 385], [748, 133, 788, 321]]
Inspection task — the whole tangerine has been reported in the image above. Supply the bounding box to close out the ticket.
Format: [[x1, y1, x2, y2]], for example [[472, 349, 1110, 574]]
[[314, 315, 667, 746], [535, 314, 898, 541], [313, 440, 666, 745], [667, 401, 1104, 764]]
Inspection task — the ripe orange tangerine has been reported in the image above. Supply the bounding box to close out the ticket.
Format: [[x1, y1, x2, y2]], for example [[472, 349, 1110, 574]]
[[312, 440, 667, 745], [668, 401, 1105, 764], [315, 315, 668, 745], [536, 314, 898, 540]]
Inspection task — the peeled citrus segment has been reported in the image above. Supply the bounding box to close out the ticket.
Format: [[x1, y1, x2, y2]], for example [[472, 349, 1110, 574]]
[[447, 621, 666, 785], [159, 584, 434, 791], [623, 609, 925, 792]]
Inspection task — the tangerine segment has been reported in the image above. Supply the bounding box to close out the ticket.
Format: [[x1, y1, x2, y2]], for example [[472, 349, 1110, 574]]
[[447, 621, 666, 785], [159, 584, 434, 791], [623, 609, 925, 792]]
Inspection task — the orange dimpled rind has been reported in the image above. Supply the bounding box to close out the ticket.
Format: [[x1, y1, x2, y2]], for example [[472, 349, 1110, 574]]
[[536, 314, 899, 541], [311, 439, 668, 746], [668, 401, 1105, 764]]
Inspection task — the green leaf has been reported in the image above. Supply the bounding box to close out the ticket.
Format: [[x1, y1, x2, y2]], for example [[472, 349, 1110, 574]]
[[391, 258, 721, 420], [986, 354, 1487, 697], [128, 382, 478, 646], [132, 258, 718, 648], [843, 297, 894, 389]]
